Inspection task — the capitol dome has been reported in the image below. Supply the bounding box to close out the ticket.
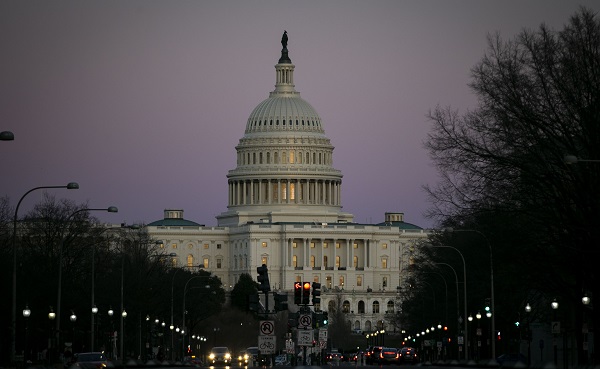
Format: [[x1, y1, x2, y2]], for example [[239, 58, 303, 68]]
[[217, 32, 354, 227]]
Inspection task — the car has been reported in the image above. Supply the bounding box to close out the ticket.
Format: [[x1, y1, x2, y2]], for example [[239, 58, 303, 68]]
[[209, 346, 232, 365], [245, 346, 267, 365], [400, 347, 418, 364], [68, 352, 109, 369], [237, 350, 250, 365], [378, 347, 400, 365], [366, 346, 383, 365], [496, 353, 527, 367]]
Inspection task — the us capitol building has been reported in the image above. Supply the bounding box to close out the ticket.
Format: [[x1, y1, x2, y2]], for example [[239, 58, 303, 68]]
[[146, 32, 429, 334]]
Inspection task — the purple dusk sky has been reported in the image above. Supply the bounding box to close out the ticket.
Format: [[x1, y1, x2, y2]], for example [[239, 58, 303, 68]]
[[2, 1, 598, 229]]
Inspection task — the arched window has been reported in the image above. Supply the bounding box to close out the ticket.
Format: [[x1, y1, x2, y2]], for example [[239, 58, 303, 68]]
[[274, 152, 279, 163], [387, 301, 395, 313], [372, 301, 380, 314], [358, 301, 365, 314], [343, 300, 350, 313], [187, 254, 194, 267], [267, 152, 271, 164], [354, 320, 361, 330]]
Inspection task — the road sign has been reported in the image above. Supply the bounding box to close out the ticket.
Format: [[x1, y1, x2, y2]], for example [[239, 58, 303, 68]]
[[260, 320, 275, 336], [258, 335, 276, 354], [319, 341, 326, 348], [319, 329, 328, 341], [298, 314, 312, 328], [297, 329, 313, 346]]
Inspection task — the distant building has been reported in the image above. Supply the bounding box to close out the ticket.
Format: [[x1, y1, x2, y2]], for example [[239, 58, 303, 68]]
[[146, 34, 429, 333]]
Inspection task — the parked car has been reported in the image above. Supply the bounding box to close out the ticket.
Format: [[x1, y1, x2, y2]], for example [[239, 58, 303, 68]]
[[209, 347, 232, 365], [400, 347, 419, 364], [67, 352, 109, 369], [378, 347, 400, 365]]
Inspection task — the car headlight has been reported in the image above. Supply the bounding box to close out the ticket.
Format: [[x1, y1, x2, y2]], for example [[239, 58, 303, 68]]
[[209, 354, 215, 359], [244, 354, 249, 360], [225, 353, 231, 359]]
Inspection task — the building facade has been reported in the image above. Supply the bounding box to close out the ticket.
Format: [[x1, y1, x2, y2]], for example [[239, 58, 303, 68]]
[[146, 34, 429, 334]]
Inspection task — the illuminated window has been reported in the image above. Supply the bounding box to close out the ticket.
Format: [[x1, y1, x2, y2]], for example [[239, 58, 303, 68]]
[[292, 255, 297, 267], [261, 256, 268, 265], [310, 242, 315, 248], [172, 243, 177, 249], [357, 276, 362, 287], [293, 242, 297, 248], [310, 255, 315, 267], [159, 243, 164, 249], [339, 276, 345, 287], [262, 242, 267, 248], [336, 242, 341, 249], [353, 243, 358, 249], [290, 183, 295, 200], [353, 256, 358, 267], [326, 276, 332, 289], [313, 276, 319, 283], [323, 242, 328, 248], [382, 258, 388, 269], [187, 255, 194, 267], [382, 243, 388, 249], [203, 258, 209, 268], [289, 151, 295, 163], [335, 256, 340, 268], [203, 244, 209, 249], [296, 275, 302, 282]]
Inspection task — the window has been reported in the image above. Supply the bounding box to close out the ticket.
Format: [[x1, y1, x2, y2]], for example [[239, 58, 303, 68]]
[[188, 243, 194, 250], [217, 244, 221, 249], [353, 243, 358, 249], [357, 275, 362, 287], [336, 242, 341, 249], [203, 258, 209, 268], [382, 258, 388, 269], [187, 255, 194, 267], [159, 243, 164, 249], [310, 242, 315, 248], [296, 275, 302, 282], [217, 258, 222, 269], [172, 243, 177, 249], [387, 301, 395, 313], [358, 301, 365, 314], [353, 256, 358, 267], [335, 256, 340, 268], [323, 256, 328, 268], [261, 256, 268, 265], [339, 275, 344, 287], [343, 300, 350, 313], [262, 242, 267, 248], [171, 257, 178, 267], [292, 255, 297, 267], [382, 243, 388, 249], [382, 276, 388, 288], [290, 183, 295, 200], [373, 301, 380, 314], [289, 151, 294, 163], [310, 255, 315, 268], [326, 276, 332, 289], [323, 242, 328, 248], [293, 242, 297, 248], [203, 244, 209, 249]]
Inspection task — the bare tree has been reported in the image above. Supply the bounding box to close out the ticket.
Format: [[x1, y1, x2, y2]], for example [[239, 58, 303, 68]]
[[424, 8, 600, 364]]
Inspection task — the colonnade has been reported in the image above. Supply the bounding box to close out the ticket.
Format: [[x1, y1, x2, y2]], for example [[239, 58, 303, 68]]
[[228, 178, 341, 207]]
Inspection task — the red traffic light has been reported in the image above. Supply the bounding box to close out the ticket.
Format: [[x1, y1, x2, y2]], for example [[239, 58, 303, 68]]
[[303, 282, 311, 291]]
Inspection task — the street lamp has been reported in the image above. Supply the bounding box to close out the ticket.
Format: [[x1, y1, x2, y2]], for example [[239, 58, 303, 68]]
[[563, 155, 600, 164], [23, 305, 31, 362], [11, 182, 79, 364], [57, 206, 118, 356], [445, 227, 496, 360], [425, 243, 469, 360], [1, 131, 14, 141]]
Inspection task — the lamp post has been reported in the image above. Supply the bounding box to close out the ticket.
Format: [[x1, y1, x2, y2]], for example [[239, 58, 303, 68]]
[[426, 244, 468, 360], [182, 276, 211, 360], [563, 155, 600, 164], [57, 206, 118, 357], [23, 305, 31, 362], [525, 303, 531, 367], [445, 227, 495, 360], [70, 311, 77, 353], [11, 182, 79, 364], [108, 307, 115, 359], [551, 299, 559, 366]]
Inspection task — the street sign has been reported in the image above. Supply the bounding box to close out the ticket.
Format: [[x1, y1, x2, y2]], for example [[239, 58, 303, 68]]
[[319, 329, 328, 341], [260, 320, 275, 336], [258, 335, 276, 354], [297, 329, 313, 346], [298, 314, 312, 328]]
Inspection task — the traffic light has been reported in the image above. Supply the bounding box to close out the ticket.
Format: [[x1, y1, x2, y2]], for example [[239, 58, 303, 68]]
[[311, 282, 321, 304], [294, 282, 302, 305], [322, 311, 328, 326], [302, 281, 311, 304], [248, 293, 260, 312], [274, 292, 289, 312], [257, 264, 270, 292]]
